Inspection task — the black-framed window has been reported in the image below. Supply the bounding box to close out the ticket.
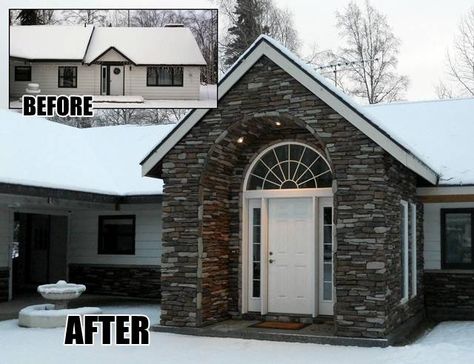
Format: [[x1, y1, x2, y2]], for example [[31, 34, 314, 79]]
[[147, 66, 183, 86], [58, 66, 77, 88], [15, 66, 31, 81], [441, 209, 474, 269], [98, 215, 136, 255]]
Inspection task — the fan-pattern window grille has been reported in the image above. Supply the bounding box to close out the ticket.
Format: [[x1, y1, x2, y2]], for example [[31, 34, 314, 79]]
[[247, 143, 332, 190]]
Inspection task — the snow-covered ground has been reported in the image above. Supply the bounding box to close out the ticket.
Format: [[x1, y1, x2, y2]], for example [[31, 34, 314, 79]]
[[0, 303, 473, 364], [9, 85, 217, 109]]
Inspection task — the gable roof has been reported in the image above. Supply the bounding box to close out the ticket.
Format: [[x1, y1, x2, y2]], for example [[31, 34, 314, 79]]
[[9, 25, 206, 66], [10, 25, 94, 60], [140, 35, 438, 185], [363, 98, 474, 186], [83, 27, 206, 65], [0, 110, 174, 196]]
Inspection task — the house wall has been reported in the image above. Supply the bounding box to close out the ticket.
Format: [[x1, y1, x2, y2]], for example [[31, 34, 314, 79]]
[[125, 65, 201, 100], [384, 156, 425, 336], [0, 202, 163, 301], [9, 60, 100, 98], [10, 59, 201, 99], [68, 204, 162, 266], [95, 48, 129, 63], [159, 56, 422, 339], [423, 201, 474, 320], [67, 203, 162, 298]]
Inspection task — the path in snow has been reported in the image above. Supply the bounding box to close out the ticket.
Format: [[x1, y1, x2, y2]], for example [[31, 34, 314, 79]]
[[0, 303, 473, 364]]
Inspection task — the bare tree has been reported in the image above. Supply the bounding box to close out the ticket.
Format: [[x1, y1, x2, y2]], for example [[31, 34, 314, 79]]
[[435, 81, 455, 99], [131, 10, 178, 27], [49, 108, 187, 128], [62, 10, 107, 25], [106, 10, 131, 27], [443, 8, 474, 97], [335, 1, 408, 104], [130, 9, 217, 83], [184, 10, 218, 84]]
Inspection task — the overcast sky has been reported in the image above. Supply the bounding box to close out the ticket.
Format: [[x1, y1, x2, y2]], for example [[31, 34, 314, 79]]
[[274, 0, 474, 101]]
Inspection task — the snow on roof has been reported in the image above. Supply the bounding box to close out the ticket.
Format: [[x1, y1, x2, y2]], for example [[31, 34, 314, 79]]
[[10, 25, 206, 65], [223, 36, 474, 185], [10, 25, 94, 60], [364, 98, 474, 185], [83, 27, 206, 65], [0, 109, 174, 196]]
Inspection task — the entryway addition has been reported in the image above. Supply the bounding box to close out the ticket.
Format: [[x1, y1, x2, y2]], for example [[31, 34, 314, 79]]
[[101, 65, 124, 96], [243, 142, 334, 317]]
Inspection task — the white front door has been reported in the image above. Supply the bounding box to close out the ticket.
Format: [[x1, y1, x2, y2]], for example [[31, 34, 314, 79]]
[[109, 65, 124, 96], [268, 197, 314, 314]]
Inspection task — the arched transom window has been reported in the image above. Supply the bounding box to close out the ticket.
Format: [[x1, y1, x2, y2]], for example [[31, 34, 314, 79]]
[[246, 142, 332, 190]]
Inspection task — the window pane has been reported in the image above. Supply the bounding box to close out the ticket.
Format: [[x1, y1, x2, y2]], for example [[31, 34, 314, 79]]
[[147, 67, 158, 85], [445, 213, 472, 265], [158, 67, 173, 85], [246, 143, 332, 190], [323, 282, 332, 301], [251, 207, 261, 298], [15, 66, 31, 81], [324, 207, 332, 225], [59, 67, 76, 88], [173, 67, 183, 85], [248, 175, 263, 190], [400, 203, 408, 301], [252, 280, 260, 297], [99, 216, 135, 254]]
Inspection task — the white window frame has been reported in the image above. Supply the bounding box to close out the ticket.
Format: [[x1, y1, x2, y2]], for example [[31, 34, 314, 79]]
[[410, 203, 417, 298], [400, 200, 409, 304]]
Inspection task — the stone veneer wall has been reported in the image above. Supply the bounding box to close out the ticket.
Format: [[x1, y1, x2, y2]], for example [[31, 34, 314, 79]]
[[383, 154, 425, 335], [425, 271, 474, 320], [68, 264, 160, 299], [0, 268, 8, 302], [160, 56, 422, 338]]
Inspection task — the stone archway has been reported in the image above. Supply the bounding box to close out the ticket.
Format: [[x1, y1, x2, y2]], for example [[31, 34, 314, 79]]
[[198, 115, 334, 324]]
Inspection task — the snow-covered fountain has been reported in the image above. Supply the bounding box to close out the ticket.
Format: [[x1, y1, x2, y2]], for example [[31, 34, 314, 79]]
[[18, 280, 101, 328]]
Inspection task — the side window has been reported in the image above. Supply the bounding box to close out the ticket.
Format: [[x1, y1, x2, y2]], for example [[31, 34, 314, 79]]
[[441, 209, 473, 269], [15, 66, 31, 81], [58, 66, 77, 88], [410, 203, 417, 297], [146, 66, 183, 86], [400, 201, 409, 303], [98, 215, 136, 255]]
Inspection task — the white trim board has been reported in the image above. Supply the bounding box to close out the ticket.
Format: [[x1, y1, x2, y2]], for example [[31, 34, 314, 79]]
[[417, 186, 474, 196], [141, 36, 438, 185]]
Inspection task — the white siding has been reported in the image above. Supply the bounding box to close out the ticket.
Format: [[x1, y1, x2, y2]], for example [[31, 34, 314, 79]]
[[9, 60, 100, 98], [125, 65, 200, 99], [95, 48, 129, 63], [10, 61, 200, 99], [424, 202, 474, 270], [68, 204, 162, 266], [0, 208, 11, 268]]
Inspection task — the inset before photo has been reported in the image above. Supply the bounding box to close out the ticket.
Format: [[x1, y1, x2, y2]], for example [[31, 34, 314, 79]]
[[9, 9, 217, 108]]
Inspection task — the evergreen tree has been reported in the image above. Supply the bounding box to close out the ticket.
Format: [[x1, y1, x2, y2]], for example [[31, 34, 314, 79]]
[[224, 0, 268, 67], [17, 10, 39, 25]]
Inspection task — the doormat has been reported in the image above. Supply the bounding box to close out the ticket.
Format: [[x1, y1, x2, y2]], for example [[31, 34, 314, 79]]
[[251, 321, 307, 330]]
